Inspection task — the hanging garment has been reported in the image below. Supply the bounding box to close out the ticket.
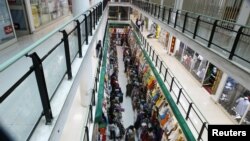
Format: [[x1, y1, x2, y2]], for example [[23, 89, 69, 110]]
[[126, 83, 133, 96], [235, 97, 250, 116]]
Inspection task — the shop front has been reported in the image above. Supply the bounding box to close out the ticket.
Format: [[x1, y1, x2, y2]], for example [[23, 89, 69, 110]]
[[0, 0, 16, 50], [218, 76, 250, 124], [7, 0, 31, 36], [173, 41, 223, 94], [29, 0, 69, 29], [202, 63, 223, 94], [158, 28, 169, 50]]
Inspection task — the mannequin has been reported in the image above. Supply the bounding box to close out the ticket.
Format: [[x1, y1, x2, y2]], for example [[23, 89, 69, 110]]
[[235, 97, 250, 118]]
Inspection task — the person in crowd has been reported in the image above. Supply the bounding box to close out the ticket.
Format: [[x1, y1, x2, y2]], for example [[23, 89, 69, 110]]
[[96, 40, 102, 58], [136, 18, 141, 29], [125, 125, 135, 141], [141, 19, 144, 32]]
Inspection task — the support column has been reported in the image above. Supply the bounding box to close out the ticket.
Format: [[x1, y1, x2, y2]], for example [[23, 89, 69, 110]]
[[175, 0, 183, 10], [236, 0, 250, 26], [212, 73, 228, 102], [72, 0, 90, 16], [160, 0, 164, 6]]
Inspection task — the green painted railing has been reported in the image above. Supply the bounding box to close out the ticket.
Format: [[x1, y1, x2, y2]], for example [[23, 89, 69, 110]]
[[132, 28, 196, 141]]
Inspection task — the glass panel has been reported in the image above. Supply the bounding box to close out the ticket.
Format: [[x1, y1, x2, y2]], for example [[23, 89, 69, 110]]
[[179, 91, 190, 112], [0, 57, 32, 97], [176, 12, 185, 31], [81, 20, 86, 44], [171, 81, 179, 98], [188, 109, 202, 137], [166, 72, 172, 86], [0, 0, 15, 45], [0, 72, 42, 141], [210, 21, 237, 54], [42, 43, 67, 99], [31, 32, 63, 58], [196, 17, 214, 45], [218, 77, 250, 123], [87, 15, 91, 35], [185, 14, 197, 36], [164, 8, 170, 22], [233, 28, 250, 70], [169, 11, 175, 26], [68, 30, 79, 62]]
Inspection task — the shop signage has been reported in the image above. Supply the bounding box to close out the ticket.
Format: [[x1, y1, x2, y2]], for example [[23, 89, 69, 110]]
[[170, 36, 176, 53], [4, 25, 13, 34]]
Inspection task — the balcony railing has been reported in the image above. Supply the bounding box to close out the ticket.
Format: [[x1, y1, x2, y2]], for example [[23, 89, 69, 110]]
[[132, 0, 250, 71], [131, 20, 208, 141], [0, 2, 103, 141]]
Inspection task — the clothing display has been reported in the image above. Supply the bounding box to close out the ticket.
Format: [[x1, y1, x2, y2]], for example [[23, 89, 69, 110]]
[[235, 97, 250, 117], [97, 26, 187, 141]]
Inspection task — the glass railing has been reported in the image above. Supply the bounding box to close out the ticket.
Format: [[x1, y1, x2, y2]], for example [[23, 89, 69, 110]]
[[0, 2, 103, 141], [82, 6, 111, 141], [132, 0, 250, 71], [110, 0, 131, 2], [82, 50, 103, 141], [131, 20, 208, 141]]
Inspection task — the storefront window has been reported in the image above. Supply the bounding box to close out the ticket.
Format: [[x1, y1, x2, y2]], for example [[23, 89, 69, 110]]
[[241, 109, 250, 125], [181, 46, 194, 70], [219, 77, 250, 123], [190, 53, 208, 82], [174, 41, 184, 61], [30, 0, 69, 28], [0, 0, 15, 45], [203, 63, 223, 94]]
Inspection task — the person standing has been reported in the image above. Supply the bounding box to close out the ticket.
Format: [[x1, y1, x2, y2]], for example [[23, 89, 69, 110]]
[[96, 40, 102, 58], [141, 19, 144, 32]]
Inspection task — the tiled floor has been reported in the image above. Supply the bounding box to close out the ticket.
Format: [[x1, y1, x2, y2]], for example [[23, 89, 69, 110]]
[[117, 45, 135, 129]]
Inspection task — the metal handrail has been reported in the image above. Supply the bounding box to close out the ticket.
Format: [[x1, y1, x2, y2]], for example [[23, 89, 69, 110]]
[[0, 2, 102, 72]]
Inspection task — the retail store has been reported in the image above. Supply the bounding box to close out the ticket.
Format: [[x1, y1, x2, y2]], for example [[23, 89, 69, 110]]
[[0, 0, 70, 49], [0, 0, 16, 50], [95, 25, 190, 140], [172, 40, 224, 95], [218, 76, 250, 124], [167, 31, 250, 124]]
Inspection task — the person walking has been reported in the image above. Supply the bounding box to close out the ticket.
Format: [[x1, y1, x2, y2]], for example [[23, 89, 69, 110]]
[[96, 40, 102, 58], [141, 19, 144, 32]]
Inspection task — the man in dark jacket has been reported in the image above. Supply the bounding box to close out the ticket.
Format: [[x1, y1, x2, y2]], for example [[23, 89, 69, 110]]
[[96, 40, 102, 58]]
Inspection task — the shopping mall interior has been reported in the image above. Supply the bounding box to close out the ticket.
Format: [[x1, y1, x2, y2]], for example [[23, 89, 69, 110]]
[[0, 0, 250, 141]]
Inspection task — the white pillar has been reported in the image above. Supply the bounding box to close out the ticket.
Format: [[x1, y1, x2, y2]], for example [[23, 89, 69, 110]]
[[148, 18, 153, 31], [175, 0, 183, 10], [212, 73, 228, 102], [72, 0, 90, 16], [236, 0, 250, 25], [160, 0, 164, 6]]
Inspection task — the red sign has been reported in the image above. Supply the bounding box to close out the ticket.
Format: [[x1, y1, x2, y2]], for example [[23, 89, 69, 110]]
[[4, 25, 13, 34]]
